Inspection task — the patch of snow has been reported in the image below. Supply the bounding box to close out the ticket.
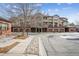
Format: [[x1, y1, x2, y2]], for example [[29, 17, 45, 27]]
[[60, 35, 79, 40]]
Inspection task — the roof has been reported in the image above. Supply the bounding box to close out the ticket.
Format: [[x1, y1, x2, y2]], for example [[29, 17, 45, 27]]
[[53, 15, 59, 17], [59, 17, 68, 22], [0, 17, 11, 23]]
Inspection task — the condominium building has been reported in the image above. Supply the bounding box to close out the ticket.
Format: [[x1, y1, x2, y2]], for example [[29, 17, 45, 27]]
[[11, 13, 76, 32]]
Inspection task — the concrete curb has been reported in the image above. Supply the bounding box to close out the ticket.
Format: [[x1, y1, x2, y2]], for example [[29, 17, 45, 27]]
[[39, 37, 47, 56]]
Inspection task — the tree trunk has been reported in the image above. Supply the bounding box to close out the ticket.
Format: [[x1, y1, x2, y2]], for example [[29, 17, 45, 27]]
[[26, 31, 28, 36]]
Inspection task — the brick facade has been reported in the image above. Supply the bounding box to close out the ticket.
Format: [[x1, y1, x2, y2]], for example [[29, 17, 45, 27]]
[[0, 18, 11, 35]]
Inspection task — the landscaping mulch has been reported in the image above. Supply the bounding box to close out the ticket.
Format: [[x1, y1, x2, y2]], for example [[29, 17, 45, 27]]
[[0, 42, 19, 53], [14, 35, 28, 39]]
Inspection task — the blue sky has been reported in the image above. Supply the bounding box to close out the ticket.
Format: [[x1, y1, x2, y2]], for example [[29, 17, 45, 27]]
[[0, 3, 79, 24], [40, 3, 79, 24]]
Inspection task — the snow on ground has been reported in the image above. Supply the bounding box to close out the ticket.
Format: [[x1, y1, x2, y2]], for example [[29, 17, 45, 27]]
[[60, 32, 79, 40]]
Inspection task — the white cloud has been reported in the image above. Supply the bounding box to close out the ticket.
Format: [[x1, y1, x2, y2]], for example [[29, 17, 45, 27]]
[[12, 9, 16, 12], [55, 9, 59, 12], [47, 9, 51, 13], [47, 9, 54, 14], [67, 3, 72, 5], [41, 10, 45, 14], [62, 7, 72, 10], [46, 8, 60, 16], [48, 8, 59, 13], [66, 13, 79, 24], [76, 13, 79, 15], [57, 3, 61, 5], [6, 4, 10, 8], [48, 8, 59, 12], [34, 3, 42, 7], [13, 5, 18, 8]]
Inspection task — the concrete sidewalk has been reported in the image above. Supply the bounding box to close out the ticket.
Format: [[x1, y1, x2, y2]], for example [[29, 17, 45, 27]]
[[1, 36, 34, 56], [39, 37, 47, 56], [0, 35, 47, 56]]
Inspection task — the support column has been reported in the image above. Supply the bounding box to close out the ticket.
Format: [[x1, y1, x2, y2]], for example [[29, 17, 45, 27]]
[[36, 28, 37, 32], [18, 28, 20, 32], [41, 28, 42, 32], [13, 28, 15, 32]]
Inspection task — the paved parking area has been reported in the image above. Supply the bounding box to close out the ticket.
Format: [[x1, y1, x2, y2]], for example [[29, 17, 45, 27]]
[[40, 33, 79, 56]]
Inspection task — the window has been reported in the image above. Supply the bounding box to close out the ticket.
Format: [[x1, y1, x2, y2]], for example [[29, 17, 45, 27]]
[[2, 24, 8, 30], [43, 22, 47, 25], [54, 22, 58, 27], [0, 23, 8, 31], [48, 24, 53, 28], [43, 17, 47, 19], [59, 24, 62, 27], [49, 22, 53, 24]]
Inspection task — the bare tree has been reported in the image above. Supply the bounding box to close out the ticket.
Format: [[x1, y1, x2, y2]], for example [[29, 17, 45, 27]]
[[2, 3, 40, 36], [75, 20, 79, 25], [0, 3, 43, 36]]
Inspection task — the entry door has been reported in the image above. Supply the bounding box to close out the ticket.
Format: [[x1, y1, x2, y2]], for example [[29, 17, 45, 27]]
[[31, 28, 36, 32], [65, 28, 69, 32]]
